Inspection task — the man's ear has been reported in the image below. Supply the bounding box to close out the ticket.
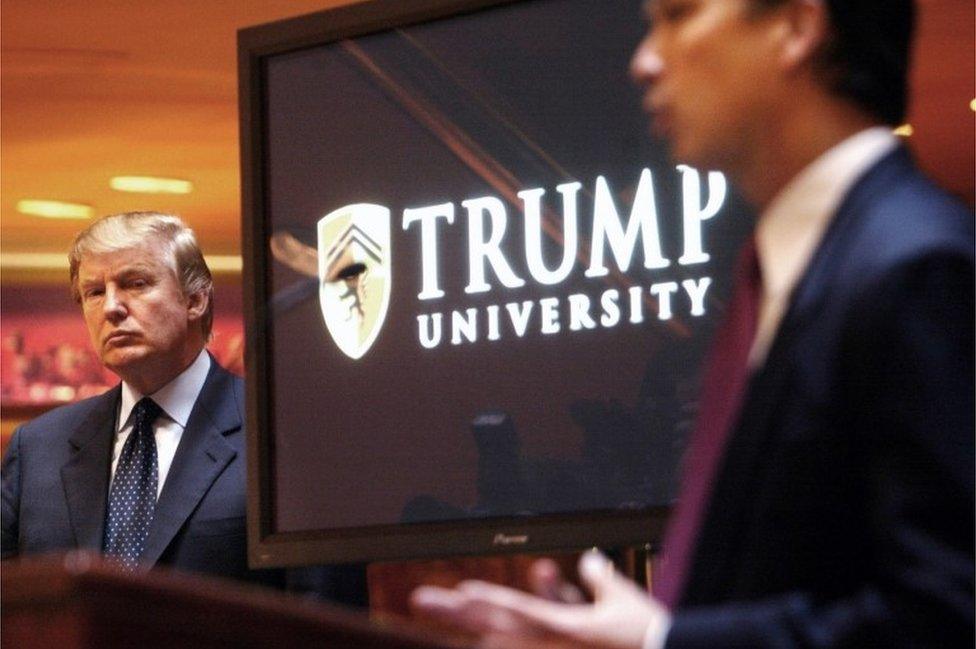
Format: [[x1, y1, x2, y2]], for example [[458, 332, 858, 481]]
[[778, 0, 830, 71], [186, 289, 209, 323]]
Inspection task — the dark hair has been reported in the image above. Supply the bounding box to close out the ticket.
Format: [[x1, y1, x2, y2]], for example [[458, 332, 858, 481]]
[[755, 0, 915, 125]]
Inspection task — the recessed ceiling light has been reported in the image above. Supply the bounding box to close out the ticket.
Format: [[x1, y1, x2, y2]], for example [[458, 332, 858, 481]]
[[17, 199, 93, 219], [110, 176, 193, 194], [892, 124, 914, 137]]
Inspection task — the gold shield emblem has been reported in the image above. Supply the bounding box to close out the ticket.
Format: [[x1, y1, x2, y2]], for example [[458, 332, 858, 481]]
[[317, 203, 392, 359]]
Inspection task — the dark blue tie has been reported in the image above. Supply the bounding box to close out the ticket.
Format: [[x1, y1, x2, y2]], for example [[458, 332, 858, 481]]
[[103, 397, 162, 570]]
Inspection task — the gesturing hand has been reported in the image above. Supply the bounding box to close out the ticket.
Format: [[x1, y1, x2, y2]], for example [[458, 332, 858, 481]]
[[410, 551, 671, 649]]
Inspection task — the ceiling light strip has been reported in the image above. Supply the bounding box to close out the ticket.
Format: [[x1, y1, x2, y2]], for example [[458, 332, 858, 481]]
[[110, 176, 193, 194], [16, 200, 93, 219]]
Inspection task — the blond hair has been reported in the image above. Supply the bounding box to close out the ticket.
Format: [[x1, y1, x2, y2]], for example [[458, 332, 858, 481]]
[[69, 211, 215, 337]]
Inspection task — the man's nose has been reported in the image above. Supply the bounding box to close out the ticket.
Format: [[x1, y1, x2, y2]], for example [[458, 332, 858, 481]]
[[103, 285, 127, 322], [630, 33, 664, 85]]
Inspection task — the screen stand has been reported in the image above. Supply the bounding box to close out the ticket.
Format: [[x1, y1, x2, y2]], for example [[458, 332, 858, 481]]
[[605, 543, 655, 591]]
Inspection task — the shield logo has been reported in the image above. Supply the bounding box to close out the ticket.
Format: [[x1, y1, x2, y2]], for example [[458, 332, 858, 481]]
[[317, 203, 392, 359]]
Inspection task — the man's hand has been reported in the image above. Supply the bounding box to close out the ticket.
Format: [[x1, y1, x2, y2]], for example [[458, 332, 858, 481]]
[[410, 551, 671, 649]]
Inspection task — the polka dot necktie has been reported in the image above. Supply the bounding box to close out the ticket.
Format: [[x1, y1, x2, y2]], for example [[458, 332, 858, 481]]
[[103, 397, 162, 570]]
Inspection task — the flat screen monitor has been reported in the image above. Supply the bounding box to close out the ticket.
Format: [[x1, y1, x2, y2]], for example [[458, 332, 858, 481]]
[[239, 0, 753, 567]]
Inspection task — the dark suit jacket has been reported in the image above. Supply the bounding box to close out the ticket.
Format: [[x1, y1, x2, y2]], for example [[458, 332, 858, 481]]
[[1, 357, 281, 587], [666, 148, 974, 648]]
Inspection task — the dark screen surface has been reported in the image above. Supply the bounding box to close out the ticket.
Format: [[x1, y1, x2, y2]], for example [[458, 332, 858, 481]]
[[245, 0, 753, 564]]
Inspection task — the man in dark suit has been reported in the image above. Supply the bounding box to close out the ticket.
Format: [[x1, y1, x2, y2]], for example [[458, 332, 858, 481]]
[[411, 0, 974, 647], [1, 211, 278, 586]]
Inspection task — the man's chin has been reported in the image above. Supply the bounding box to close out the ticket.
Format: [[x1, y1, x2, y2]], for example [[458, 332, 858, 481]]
[[669, 137, 704, 167], [673, 143, 725, 175], [100, 348, 149, 377]]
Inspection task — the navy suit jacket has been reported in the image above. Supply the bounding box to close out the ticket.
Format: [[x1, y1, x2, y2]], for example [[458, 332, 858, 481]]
[[666, 148, 974, 647], [1, 358, 280, 587]]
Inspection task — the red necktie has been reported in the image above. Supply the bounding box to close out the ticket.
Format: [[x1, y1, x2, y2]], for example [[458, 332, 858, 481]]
[[654, 237, 762, 608]]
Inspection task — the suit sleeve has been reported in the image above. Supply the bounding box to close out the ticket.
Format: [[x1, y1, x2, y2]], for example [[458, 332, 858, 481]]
[[665, 253, 975, 648], [1, 426, 22, 559]]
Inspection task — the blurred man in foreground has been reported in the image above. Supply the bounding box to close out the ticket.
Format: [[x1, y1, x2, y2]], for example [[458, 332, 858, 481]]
[[412, 0, 974, 646]]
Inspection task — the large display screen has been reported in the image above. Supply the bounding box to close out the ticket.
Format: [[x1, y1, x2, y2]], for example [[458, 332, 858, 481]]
[[240, 0, 753, 566]]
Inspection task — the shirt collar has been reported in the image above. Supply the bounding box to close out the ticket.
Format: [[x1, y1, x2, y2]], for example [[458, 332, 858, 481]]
[[755, 127, 899, 302], [118, 349, 212, 431]]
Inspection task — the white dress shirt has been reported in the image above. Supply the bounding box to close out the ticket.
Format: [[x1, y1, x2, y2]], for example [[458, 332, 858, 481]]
[[645, 126, 899, 649], [110, 349, 211, 499], [748, 127, 898, 367]]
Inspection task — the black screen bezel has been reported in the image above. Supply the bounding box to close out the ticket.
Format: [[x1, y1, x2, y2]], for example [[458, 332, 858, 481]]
[[239, 0, 670, 569]]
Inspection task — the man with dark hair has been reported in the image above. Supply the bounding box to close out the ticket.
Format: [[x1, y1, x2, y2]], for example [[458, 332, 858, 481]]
[[412, 0, 974, 646], [1, 212, 280, 585]]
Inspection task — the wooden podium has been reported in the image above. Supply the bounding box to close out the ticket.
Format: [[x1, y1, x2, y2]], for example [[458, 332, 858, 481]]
[[1, 552, 470, 649]]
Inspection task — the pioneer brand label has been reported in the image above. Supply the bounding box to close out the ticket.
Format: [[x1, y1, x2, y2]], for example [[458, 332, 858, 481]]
[[316, 167, 726, 358], [492, 532, 529, 546]]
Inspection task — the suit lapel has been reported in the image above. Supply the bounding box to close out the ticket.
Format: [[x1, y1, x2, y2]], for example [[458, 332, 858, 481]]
[[681, 147, 914, 605], [61, 387, 120, 550], [716, 147, 912, 490], [141, 361, 239, 566]]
